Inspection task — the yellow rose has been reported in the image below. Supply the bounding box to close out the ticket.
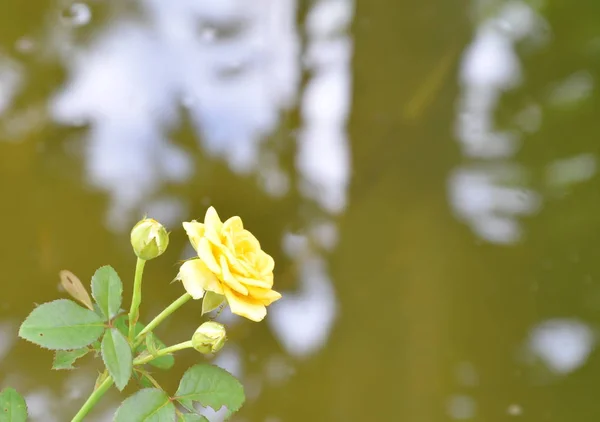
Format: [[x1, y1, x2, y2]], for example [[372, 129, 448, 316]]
[[178, 207, 281, 322]]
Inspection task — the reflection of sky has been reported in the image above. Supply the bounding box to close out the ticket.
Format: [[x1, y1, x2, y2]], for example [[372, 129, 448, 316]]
[[0, 0, 353, 419], [450, 1, 596, 244], [269, 0, 353, 359], [50, 0, 304, 230], [0, 53, 23, 128], [527, 319, 595, 375], [450, 1, 545, 244], [298, 0, 352, 214]]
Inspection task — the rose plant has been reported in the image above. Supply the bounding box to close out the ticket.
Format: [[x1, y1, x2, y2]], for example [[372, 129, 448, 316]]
[[0, 207, 280, 421]]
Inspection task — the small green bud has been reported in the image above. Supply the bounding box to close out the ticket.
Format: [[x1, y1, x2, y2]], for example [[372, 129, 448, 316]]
[[130, 218, 169, 260], [192, 321, 227, 354]]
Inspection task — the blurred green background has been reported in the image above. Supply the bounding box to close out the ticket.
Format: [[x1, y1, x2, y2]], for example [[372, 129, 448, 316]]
[[2, 0, 600, 420]]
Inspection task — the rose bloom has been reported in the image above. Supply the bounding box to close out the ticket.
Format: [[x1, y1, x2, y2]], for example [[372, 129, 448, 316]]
[[178, 207, 281, 322]]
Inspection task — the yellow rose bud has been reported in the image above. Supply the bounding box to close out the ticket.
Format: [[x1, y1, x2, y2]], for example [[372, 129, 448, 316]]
[[130, 218, 169, 260], [192, 321, 227, 354], [178, 207, 282, 322]]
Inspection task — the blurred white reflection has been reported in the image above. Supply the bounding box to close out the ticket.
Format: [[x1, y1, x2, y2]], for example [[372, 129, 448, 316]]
[[60, 3, 92, 28], [449, 165, 540, 243], [51, 23, 193, 230], [51, 0, 300, 229], [0, 55, 23, 118], [446, 394, 477, 420], [25, 389, 60, 422], [507, 404, 523, 416], [4, 1, 350, 412], [547, 71, 594, 107], [546, 153, 596, 191], [450, 1, 547, 244], [146, 0, 300, 174], [270, 252, 338, 358], [269, 231, 338, 359], [527, 319, 595, 374], [265, 0, 353, 360], [0, 321, 16, 362], [297, 0, 352, 214]]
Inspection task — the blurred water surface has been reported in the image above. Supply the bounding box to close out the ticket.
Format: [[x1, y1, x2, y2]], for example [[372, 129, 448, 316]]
[[2, 0, 600, 421]]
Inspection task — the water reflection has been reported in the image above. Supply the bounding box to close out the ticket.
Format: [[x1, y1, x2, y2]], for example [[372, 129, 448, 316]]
[[446, 394, 477, 420], [0, 0, 353, 418], [60, 3, 92, 28], [50, 0, 301, 229], [526, 319, 595, 375], [450, 1, 546, 244], [270, 0, 353, 359], [0, 53, 22, 121], [6, 0, 600, 420], [298, 0, 352, 214]]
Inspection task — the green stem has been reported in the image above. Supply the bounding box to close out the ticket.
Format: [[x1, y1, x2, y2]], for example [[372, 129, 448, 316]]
[[134, 292, 192, 348], [133, 340, 193, 366], [71, 377, 114, 422], [128, 258, 146, 341]]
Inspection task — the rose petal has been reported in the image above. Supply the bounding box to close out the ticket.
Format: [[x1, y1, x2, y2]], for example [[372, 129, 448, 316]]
[[182, 221, 205, 252], [247, 286, 282, 306], [197, 237, 221, 275], [204, 206, 222, 226], [236, 274, 273, 289], [179, 259, 224, 298], [223, 231, 236, 254], [237, 257, 257, 277], [256, 251, 275, 275], [220, 255, 248, 295], [223, 286, 267, 322], [223, 216, 244, 233], [237, 230, 261, 252], [213, 242, 250, 277]]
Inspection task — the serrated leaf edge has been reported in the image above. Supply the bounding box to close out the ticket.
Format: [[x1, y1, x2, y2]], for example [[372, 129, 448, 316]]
[[114, 388, 175, 421], [52, 348, 90, 370], [174, 364, 245, 414], [100, 328, 132, 391], [91, 265, 123, 321], [17, 299, 106, 351]]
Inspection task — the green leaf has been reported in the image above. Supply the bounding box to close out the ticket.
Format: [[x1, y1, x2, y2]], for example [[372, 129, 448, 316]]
[[91, 265, 123, 320], [147, 353, 174, 371], [101, 328, 132, 391], [143, 334, 174, 370], [52, 348, 89, 370], [0, 388, 27, 422], [91, 340, 102, 355], [179, 414, 209, 422], [175, 364, 244, 414], [18, 299, 105, 350], [134, 371, 155, 389], [114, 316, 174, 370], [114, 389, 176, 422], [113, 315, 137, 337], [201, 292, 225, 315]]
